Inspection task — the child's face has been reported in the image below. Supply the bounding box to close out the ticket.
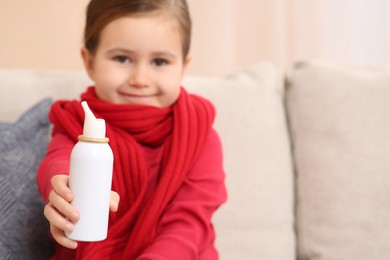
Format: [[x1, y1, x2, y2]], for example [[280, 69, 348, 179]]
[[82, 14, 190, 107]]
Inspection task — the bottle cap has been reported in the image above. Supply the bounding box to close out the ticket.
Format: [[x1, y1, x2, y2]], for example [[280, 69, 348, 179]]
[[81, 101, 106, 139]]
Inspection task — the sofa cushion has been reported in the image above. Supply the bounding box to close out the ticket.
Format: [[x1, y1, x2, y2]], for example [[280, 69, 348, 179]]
[[0, 98, 54, 259], [286, 61, 390, 260], [184, 62, 295, 260]]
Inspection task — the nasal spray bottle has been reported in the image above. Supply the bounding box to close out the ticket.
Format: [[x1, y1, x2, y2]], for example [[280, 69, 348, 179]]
[[65, 101, 114, 241]]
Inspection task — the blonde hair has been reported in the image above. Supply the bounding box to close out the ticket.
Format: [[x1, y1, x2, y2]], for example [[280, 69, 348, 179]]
[[84, 0, 192, 59]]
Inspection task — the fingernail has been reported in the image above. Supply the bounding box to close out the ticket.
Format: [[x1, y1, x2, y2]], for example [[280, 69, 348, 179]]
[[65, 192, 73, 201], [71, 211, 79, 221], [65, 223, 74, 232], [70, 241, 78, 249], [73, 242, 78, 249]]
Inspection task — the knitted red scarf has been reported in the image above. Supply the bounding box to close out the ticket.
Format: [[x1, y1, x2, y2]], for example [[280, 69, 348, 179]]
[[49, 86, 215, 259]]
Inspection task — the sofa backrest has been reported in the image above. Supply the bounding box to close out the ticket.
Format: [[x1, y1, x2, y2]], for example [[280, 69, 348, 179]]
[[0, 62, 296, 260]]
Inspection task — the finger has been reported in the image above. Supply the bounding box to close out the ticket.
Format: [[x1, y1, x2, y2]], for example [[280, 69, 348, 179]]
[[50, 224, 78, 249], [110, 191, 120, 212], [44, 202, 75, 234], [48, 190, 80, 222], [51, 175, 73, 202]]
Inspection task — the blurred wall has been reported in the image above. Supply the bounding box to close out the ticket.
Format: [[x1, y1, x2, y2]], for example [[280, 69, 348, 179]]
[[0, 1, 89, 71], [0, 0, 286, 76], [1, 0, 389, 76]]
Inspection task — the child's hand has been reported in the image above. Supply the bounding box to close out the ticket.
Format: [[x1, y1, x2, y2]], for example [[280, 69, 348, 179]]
[[110, 189, 120, 212], [44, 174, 120, 249], [44, 175, 78, 249]]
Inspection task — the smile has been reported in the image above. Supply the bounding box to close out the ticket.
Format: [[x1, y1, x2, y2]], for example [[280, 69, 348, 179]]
[[118, 91, 158, 105], [119, 92, 156, 98]]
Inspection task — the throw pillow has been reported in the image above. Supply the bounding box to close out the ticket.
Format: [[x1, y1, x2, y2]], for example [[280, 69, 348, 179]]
[[287, 61, 390, 260], [0, 98, 55, 259]]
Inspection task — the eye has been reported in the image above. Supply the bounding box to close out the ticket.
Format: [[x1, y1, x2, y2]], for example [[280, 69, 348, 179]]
[[113, 55, 130, 64], [153, 58, 168, 67]]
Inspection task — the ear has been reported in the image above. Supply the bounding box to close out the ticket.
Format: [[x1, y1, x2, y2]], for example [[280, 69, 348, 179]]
[[182, 53, 192, 75], [81, 47, 96, 80]]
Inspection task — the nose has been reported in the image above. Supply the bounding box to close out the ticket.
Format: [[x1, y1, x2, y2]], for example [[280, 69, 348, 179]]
[[128, 65, 148, 88]]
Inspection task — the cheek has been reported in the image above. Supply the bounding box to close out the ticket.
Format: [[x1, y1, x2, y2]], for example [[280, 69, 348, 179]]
[[161, 76, 182, 97], [92, 69, 124, 102], [162, 81, 182, 107], [94, 64, 126, 88], [160, 68, 184, 87]]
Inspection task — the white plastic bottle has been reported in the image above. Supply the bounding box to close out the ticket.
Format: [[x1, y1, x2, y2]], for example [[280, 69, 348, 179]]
[[65, 101, 114, 241]]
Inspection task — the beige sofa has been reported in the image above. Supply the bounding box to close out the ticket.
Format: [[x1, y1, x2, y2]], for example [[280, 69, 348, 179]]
[[1, 61, 390, 260]]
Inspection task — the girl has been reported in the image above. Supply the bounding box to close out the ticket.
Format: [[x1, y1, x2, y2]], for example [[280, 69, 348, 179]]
[[38, 0, 227, 259]]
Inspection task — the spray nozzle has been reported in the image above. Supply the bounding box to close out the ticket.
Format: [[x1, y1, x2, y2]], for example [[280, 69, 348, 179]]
[[81, 101, 106, 139]]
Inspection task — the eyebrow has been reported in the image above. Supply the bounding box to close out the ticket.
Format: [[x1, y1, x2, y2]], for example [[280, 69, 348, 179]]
[[106, 48, 177, 59], [106, 48, 133, 55]]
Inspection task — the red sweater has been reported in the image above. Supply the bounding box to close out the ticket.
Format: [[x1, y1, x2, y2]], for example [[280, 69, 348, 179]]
[[38, 127, 227, 259]]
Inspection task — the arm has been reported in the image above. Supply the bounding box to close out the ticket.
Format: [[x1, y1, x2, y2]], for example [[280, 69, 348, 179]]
[[138, 129, 227, 260], [37, 133, 74, 202], [37, 133, 80, 248]]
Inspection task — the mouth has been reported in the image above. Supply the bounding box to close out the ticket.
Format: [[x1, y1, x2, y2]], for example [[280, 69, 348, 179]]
[[118, 91, 157, 104]]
